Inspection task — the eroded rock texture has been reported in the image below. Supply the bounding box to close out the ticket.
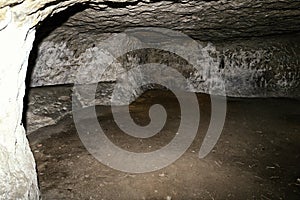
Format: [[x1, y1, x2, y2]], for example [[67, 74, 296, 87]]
[[30, 30, 300, 97], [0, 0, 300, 199], [29, 1, 300, 97], [25, 2, 300, 133]]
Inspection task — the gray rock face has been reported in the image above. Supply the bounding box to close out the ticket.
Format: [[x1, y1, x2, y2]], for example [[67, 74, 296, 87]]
[[28, 1, 300, 97], [30, 28, 300, 97], [26, 83, 116, 133], [27, 0, 300, 144], [32, 0, 300, 42], [0, 0, 300, 199]]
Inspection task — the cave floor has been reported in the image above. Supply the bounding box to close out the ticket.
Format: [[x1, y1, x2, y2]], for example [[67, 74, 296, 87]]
[[28, 89, 300, 200]]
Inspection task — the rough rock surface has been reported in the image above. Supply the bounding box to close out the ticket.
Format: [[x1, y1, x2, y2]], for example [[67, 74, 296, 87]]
[[27, 1, 300, 97], [30, 30, 300, 97], [26, 32, 300, 134], [0, 0, 300, 199], [0, 19, 39, 200], [25, 83, 116, 133]]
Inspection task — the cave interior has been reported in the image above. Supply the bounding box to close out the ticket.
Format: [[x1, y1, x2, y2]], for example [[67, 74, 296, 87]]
[[1, 0, 300, 199]]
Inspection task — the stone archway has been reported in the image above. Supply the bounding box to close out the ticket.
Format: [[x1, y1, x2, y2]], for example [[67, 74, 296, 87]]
[[1, 0, 300, 199]]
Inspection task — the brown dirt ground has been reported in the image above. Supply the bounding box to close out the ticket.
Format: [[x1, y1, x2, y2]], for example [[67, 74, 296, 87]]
[[28, 90, 300, 200]]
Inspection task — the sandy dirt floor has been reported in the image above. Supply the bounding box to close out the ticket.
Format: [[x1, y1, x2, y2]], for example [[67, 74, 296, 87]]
[[28, 89, 300, 200]]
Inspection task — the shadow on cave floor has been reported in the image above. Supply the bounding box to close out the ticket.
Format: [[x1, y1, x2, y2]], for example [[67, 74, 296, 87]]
[[28, 89, 300, 200]]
